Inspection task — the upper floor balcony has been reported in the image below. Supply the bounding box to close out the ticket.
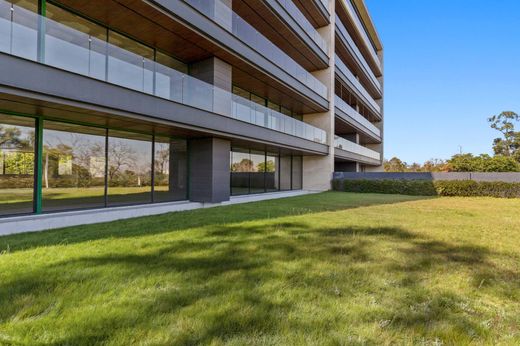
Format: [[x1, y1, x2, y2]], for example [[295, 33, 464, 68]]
[[0, 0, 327, 145], [335, 95, 381, 143], [335, 14, 381, 97], [335, 54, 381, 117], [334, 135, 380, 164], [274, 0, 328, 54], [292, 0, 330, 28], [337, 0, 381, 76], [183, 0, 328, 99], [232, 0, 328, 70]]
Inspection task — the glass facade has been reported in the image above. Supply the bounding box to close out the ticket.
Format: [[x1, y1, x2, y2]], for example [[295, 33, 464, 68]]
[[232, 86, 302, 121], [0, 2, 309, 217], [154, 138, 188, 203], [42, 122, 106, 212], [230, 148, 302, 196], [107, 131, 153, 207], [0, 114, 35, 216], [0, 113, 189, 217]]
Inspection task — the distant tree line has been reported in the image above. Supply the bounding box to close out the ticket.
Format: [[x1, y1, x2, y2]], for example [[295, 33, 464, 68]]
[[385, 111, 520, 172]]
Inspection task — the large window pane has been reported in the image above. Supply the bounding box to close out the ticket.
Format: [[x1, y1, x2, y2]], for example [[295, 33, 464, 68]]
[[0, 114, 35, 216], [42, 122, 106, 212], [292, 155, 302, 190], [154, 137, 187, 202], [249, 150, 265, 194], [107, 130, 152, 206], [266, 152, 279, 192], [230, 148, 250, 196]]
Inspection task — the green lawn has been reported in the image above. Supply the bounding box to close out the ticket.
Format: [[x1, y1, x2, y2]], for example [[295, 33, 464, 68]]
[[0, 192, 519, 345]]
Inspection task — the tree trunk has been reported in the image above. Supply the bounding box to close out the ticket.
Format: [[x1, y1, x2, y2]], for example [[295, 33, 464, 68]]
[[44, 152, 49, 189]]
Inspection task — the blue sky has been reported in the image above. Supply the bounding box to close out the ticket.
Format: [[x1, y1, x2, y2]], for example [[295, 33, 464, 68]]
[[364, 0, 520, 163]]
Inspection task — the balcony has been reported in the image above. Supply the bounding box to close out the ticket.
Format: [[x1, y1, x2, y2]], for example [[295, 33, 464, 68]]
[[184, 0, 328, 99], [274, 0, 328, 54], [334, 136, 380, 162], [0, 1, 327, 145], [335, 96, 380, 141], [339, 0, 381, 74], [335, 15, 381, 95], [335, 54, 381, 116], [292, 0, 330, 27]]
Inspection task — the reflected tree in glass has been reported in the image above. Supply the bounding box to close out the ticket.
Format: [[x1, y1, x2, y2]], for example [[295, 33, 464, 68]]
[[42, 122, 106, 212], [107, 131, 152, 206], [0, 114, 35, 216]]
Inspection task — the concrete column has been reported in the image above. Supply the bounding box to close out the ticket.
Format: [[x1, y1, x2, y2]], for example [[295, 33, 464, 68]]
[[188, 138, 231, 203], [303, 8, 335, 191], [190, 57, 232, 116]]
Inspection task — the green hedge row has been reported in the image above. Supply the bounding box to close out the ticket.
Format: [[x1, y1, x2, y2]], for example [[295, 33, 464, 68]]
[[332, 179, 520, 198]]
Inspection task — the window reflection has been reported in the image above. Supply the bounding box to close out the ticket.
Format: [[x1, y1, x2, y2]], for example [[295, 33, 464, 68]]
[[249, 150, 266, 193], [266, 152, 279, 192], [154, 137, 187, 202], [42, 122, 106, 212], [107, 130, 152, 206], [0, 114, 35, 216], [230, 148, 251, 195], [230, 149, 299, 196]]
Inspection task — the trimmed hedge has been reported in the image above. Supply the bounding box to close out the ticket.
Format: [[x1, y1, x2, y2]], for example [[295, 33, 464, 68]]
[[332, 179, 520, 198]]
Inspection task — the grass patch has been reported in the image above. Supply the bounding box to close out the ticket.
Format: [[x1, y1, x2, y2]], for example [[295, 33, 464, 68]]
[[0, 192, 519, 345]]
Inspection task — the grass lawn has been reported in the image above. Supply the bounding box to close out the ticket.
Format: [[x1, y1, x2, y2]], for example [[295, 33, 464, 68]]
[[0, 192, 519, 345]]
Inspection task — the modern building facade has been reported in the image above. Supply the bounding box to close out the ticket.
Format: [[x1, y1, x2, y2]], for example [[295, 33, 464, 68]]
[[0, 0, 383, 220]]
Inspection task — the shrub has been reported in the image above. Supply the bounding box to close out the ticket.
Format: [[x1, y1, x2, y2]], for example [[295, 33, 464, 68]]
[[332, 179, 520, 198]]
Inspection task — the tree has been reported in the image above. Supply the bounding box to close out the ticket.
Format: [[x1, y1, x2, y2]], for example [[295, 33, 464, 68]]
[[488, 111, 520, 159], [423, 159, 449, 172], [257, 160, 275, 172], [384, 157, 407, 172], [108, 141, 137, 182], [231, 159, 253, 172], [448, 153, 519, 172]]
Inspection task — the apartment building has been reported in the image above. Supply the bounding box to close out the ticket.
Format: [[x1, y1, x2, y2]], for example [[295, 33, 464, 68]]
[[0, 0, 383, 224]]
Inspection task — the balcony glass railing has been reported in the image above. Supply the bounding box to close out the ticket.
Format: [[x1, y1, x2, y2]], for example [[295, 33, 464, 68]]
[[335, 54, 381, 114], [343, 0, 379, 65], [334, 96, 380, 138], [184, 0, 327, 99], [334, 136, 380, 161], [335, 14, 381, 93], [0, 1, 327, 144], [319, 0, 330, 12], [275, 0, 327, 53]]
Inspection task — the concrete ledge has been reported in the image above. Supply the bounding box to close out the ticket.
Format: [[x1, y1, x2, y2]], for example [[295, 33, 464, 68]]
[[0, 190, 317, 236]]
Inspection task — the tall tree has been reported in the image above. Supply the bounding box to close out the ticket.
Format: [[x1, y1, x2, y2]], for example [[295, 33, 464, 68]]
[[488, 111, 520, 159], [384, 157, 407, 172]]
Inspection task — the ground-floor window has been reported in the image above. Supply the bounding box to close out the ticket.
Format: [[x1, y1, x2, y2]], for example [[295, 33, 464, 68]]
[[230, 148, 302, 196], [0, 114, 35, 216], [0, 112, 188, 217]]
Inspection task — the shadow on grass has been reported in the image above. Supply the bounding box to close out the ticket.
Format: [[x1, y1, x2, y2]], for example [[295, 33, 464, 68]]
[[0, 192, 432, 253], [1, 220, 518, 344]]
